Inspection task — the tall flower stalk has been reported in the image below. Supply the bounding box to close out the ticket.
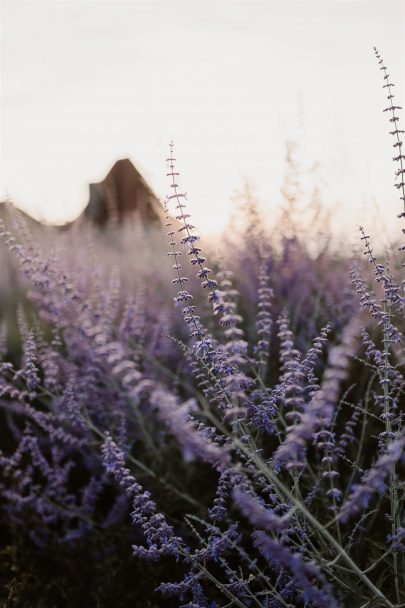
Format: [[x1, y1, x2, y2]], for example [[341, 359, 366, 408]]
[[374, 48, 405, 219], [373, 47, 405, 601]]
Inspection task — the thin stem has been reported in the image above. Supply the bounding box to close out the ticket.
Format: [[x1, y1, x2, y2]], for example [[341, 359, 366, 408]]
[[233, 433, 395, 607], [374, 47, 405, 215], [382, 294, 401, 603]]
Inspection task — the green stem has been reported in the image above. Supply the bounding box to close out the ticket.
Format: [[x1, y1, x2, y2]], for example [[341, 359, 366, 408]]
[[232, 435, 395, 607], [382, 296, 400, 603]]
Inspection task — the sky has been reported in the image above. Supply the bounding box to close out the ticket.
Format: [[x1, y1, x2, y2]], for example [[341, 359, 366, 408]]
[[1, 0, 404, 242]]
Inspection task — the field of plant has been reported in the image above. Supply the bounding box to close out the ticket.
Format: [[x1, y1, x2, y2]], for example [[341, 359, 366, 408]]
[[0, 49, 404, 608]]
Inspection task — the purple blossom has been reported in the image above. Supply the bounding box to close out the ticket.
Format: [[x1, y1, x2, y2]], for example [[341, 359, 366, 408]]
[[150, 388, 231, 467], [339, 433, 405, 521], [253, 532, 339, 608], [387, 526, 405, 551], [21, 329, 39, 392], [193, 522, 241, 563], [101, 434, 184, 559], [253, 258, 273, 374], [274, 317, 360, 469], [208, 469, 234, 523], [233, 488, 289, 531]]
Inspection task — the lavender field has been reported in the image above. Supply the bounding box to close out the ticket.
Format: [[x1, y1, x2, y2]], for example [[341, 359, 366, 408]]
[[0, 44, 404, 607]]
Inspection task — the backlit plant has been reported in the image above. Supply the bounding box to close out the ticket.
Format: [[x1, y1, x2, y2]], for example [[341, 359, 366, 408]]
[[0, 48, 404, 607]]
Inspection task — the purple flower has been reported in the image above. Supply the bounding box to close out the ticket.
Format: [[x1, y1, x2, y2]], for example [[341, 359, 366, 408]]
[[208, 468, 234, 523], [22, 329, 39, 392], [253, 258, 273, 374], [150, 388, 231, 468], [253, 532, 339, 608], [233, 488, 289, 531], [101, 434, 184, 559], [274, 317, 360, 469], [387, 527, 405, 551], [339, 433, 405, 522]]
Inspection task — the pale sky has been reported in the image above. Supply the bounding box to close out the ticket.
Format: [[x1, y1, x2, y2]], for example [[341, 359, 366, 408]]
[[1, 0, 404, 240]]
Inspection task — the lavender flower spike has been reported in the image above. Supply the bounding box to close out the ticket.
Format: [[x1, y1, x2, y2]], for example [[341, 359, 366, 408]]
[[150, 387, 231, 468], [233, 488, 289, 531], [274, 316, 361, 469], [253, 532, 339, 608], [101, 434, 183, 560], [339, 432, 405, 522]]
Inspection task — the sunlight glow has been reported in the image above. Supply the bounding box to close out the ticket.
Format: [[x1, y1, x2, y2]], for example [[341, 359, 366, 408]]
[[1, 1, 404, 239]]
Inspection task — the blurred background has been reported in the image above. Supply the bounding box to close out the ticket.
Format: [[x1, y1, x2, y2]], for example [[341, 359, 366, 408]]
[[1, 0, 404, 244]]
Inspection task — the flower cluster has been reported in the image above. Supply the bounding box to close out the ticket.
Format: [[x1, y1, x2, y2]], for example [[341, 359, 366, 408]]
[[0, 49, 404, 608]]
